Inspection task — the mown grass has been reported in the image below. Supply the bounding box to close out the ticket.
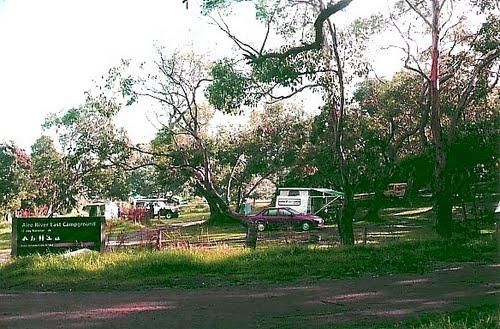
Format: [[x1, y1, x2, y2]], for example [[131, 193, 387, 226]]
[[0, 221, 11, 250], [105, 219, 144, 235], [0, 236, 496, 291], [179, 210, 209, 220], [149, 210, 210, 225], [179, 221, 245, 241], [348, 304, 499, 329]]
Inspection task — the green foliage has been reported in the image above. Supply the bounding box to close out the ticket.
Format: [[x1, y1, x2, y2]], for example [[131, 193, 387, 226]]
[[252, 56, 300, 84], [214, 104, 310, 205], [470, 0, 500, 13], [348, 72, 426, 193], [0, 142, 31, 215], [201, 0, 274, 18], [446, 113, 499, 202], [396, 151, 434, 196], [200, 0, 237, 13], [287, 71, 425, 192], [282, 109, 338, 188], [473, 14, 500, 53], [28, 136, 66, 213], [42, 95, 132, 210], [207, 59, 251, 114], [126, 166, 162, 197], [254, 0, 273, 21]]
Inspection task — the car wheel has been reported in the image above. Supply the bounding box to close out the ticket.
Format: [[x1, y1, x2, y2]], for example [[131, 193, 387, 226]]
[[256, 222, 266, 232], [301, 222, 311, 231], [165, 211, 173, 219]]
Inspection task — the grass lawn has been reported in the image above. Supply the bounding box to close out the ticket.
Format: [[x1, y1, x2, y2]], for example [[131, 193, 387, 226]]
[[105, 219, 145, 235], [105, 210, 210, 233], [151, 210, 210, 225], [108, 202, 440, 244], [351, 304, 499, 329], [0, 221, 11, 251], [170, 204, 436, 244], [0, 236, 496, 291], [179, 221, 246, 242]]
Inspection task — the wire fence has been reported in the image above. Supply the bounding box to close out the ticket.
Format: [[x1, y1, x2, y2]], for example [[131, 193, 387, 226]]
[[104, 219, 434, 252]]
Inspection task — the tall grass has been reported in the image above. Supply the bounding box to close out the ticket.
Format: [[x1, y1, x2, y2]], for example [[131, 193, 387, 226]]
[[365, 305, 499, 329], [0, 237, 496, 291]]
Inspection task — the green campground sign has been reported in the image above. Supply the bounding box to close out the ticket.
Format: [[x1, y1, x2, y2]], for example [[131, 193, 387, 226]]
[[11, 217, 105, 256]]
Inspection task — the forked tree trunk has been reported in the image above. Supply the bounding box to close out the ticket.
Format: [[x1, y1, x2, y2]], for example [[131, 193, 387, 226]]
[[199, 183, 246, 226]]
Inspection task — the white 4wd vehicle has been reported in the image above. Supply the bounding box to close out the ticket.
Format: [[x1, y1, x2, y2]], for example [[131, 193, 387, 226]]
[[152, 201, 180, 219], [132, 198, 181, 219]]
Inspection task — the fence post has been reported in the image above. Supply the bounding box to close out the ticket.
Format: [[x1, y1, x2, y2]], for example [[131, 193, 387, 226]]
[[246, 224, 257, 249], [363, 227, 367, 245], [156, 229, 162, 250]]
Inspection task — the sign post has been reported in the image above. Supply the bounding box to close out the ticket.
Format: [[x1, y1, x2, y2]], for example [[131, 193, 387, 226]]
[[11, 217, 105, 257]]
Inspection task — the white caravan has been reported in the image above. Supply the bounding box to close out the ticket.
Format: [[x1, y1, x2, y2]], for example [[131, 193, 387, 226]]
[[275, 188, 343, 215], [83, 200, 119, 220]]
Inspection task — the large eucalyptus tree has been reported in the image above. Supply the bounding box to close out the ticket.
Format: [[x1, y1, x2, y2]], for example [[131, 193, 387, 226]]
[[389, 0, 499, 236], [201, 0, 380, 244]]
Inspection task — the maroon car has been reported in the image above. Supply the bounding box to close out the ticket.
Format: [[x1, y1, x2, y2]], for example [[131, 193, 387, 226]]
[[248, 207, 324, 232]]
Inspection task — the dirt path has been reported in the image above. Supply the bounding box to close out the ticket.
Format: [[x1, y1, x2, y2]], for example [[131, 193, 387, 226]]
[[1, 262, 498, 329]]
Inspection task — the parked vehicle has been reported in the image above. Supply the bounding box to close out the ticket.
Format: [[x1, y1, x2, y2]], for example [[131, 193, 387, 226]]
[[275, 187, 343, 222], [383, 183, 407, 198], [131, 197, 180, 219], [248, 207, 324, 232], [82, 200, 118, 220], [171, 196, 188, 206]]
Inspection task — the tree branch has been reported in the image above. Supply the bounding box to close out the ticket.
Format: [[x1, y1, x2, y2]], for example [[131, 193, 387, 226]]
[[241, 173, 273, 204], [404, 0, 433, 29], [246, 0, 353, 63], [448, 48, 500, 142], [265, 83, 321, 104]]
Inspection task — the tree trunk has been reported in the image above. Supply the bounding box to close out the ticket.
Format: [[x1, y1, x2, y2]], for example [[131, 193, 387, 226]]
[[204, 191, 232, 224], [339, 186, 355, 245], [434, 166, 453, 237], [199, 184, 247, 226], [404, 169, 418, 202], [429, 0, 453, 238], [325, 19, 354, 245], [364, 187, 385, 223], [364, 168, 392, 222]]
